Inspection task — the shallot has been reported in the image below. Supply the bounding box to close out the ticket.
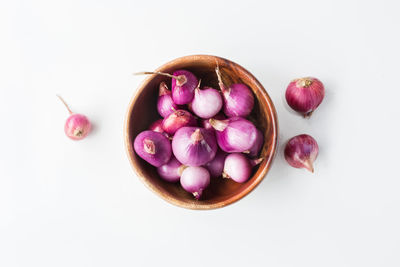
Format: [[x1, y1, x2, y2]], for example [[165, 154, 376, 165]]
[[222, 153, 262, 183], [133, 130, 171, 167], [162, 109, 196, 135], [285, 77, 325, 117], [171, 70, 198, 104], [191, 80, 223, 119], [57, 95, 91, 141], [209, 117, 257, 153], [172, 127, 217, 166], [284, 134, 319, 173], [157, 82, 177, 117], [246, 129, 263, 157], [215, 66, 254, 117], [180, 166, 210, 199], [157, 156, 185, 183]]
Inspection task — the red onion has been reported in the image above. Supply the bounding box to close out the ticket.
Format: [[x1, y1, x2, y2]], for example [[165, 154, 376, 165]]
[[57, 95, 91, 140], [157, 82, 178, 117], [205, 150, 227, 177], [284, 134, 319, 173], [135, 70, 198, 104], [215, 66, 254, 117], [209, 117, 257, 153], [222, 153, 262, 183], [245, 129, 263, 157], [191, 80, 223, 119], [180, 166, 210, 199], [285, 77, 325, 117], [157, 156, 185, 183], [133, 130, 172, 167], [162, 109, 196, 135], [172, 127, 217, 167], [149, 119, 170, 139]]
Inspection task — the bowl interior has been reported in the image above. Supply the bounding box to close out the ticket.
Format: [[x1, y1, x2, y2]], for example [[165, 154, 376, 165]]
[[125, 55, 277, 209]]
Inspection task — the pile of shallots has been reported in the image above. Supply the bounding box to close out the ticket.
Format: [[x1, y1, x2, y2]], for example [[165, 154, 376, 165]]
[[133, 67, 263, 199]]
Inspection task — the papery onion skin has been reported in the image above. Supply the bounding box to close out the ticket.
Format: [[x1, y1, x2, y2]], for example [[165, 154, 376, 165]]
[[172, 127, 217, 167], [162, 109, 197, 135], [157, 156, 184, 183], [205, 150, 227, 177], [284, 134, 319, 172], [64, 114, 91, 140], [133, 130, 172, 167], [246, 129, 263, 157], [215, 66, 254, 117], [210, 117, 257, 153], [222, 153, 252, 183], [171, 70, 198, 105], [201, 113, 226, 131], [180, 166, 210, 199], [191, 86, 223, 119], [157, 82, 178, 117], [285, 77, 325, 117]]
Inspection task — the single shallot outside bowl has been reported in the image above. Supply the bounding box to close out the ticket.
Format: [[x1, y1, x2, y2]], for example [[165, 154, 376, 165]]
[[124, 55, 278, 210]]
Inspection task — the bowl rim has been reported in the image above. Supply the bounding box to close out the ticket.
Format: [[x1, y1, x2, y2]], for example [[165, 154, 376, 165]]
[[124, 54, 278, 210]]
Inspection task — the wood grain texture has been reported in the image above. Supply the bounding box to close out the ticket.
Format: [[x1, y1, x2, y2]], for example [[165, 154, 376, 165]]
[[124, 55, 278, 210]]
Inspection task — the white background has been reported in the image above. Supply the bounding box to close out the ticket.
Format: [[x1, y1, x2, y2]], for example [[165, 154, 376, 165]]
[[1, 0, 399, 266]]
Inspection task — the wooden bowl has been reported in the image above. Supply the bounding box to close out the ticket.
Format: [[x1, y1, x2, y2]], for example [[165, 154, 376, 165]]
[[124, 55, 278, 210]]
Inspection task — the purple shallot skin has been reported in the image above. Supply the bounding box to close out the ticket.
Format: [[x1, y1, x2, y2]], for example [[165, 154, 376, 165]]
[[172, 127, 217, 167], [222, 84, 254, 117], [205, 150, 227, 178], [133, 130, 172, 167], [222, 153, 252, 183], [162, 109, 197, 135], [215, 66, 254, 117], [157, 82, 178, 117], [57, 95, 91, 141], [246, 129, 263, 157], [285, 77, 325, 117], [284, 134, 319, 172], [210, 117, 257, 153], [64, 114, 91, 140], [191, 82, 223, 119], [157, 156, 184, 183], [180, 166, 210, 199], [171, 70, 198, 105]]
